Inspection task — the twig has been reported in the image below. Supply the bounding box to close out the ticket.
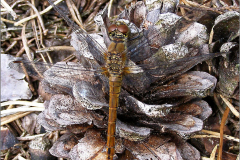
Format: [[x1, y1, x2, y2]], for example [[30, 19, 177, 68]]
[[1, 101, 44, 107], [1, 27, 32, 32], [16, 38, 35, 57], [1, 106, 44, 117], [38, 19, 53, 64], [1, 17, 20, 25], [5, 40, 18, 52], [217, 101, 230, 160], [35, 46, 76, 53], [15, 118, 25, 133], [17, 133, 46, 141], [192, 129, 239, 142], [61, 54, 76, 62]]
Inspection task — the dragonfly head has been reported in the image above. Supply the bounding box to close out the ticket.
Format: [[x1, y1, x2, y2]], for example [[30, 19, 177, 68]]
[[108, 21, 129, 41]]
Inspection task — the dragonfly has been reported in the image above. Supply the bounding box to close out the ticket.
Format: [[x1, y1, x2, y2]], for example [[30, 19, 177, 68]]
[[10, 1, 224, 159]]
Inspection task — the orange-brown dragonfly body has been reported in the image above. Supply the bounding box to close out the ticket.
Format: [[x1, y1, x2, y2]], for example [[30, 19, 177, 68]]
[[102, 22, 130, 160]]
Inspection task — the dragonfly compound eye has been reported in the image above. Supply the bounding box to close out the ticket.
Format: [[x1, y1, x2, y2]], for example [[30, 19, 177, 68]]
[[117, 24, 129, 34], [108, 24, 117, 32]]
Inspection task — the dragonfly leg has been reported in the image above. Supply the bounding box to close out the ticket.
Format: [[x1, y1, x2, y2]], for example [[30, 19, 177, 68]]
[[101, 66, 109, 77], [122, 67, 132, 75]]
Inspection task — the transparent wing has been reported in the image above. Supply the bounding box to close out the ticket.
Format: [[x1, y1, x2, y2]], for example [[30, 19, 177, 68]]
[[9, 60, 103, 80], [48, 0, 107, 66], [122, 51, 224, 95], [9, 50, 223, 99], [126, 26, 161, 62], [9, 60, 109, 108]]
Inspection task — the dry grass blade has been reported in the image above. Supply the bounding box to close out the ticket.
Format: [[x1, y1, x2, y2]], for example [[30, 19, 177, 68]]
[[16, 38, 35, 57], [14, 0, 64, 26], [179, 0, 223, 14], [37, 15, 53, 64], [1, 0, 17, 19], [17, 134, 46, 141], [1, 17, 19, 24], [1, 101, 44, 108], [29, 2, 52, 64], [66, 0, 83, 29], [209, 28, 214, 44], [15, 155, 26, 160], [21, 24, 44, 78], [210, 144, 218, 160], [1, 107, 44, 117], [194, 129, 240, 142], [1, 112, 32, 126], [108, 0, 113, 17], [4, 149, 11, 160], [36, 46, 76, 53], [24, 1, 48, 35], [5, 41, 17, 53], [21, 24, 32, 60], [220, 94, 239, 118]]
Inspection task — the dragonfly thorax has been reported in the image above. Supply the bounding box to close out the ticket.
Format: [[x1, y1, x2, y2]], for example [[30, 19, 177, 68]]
[[104, 41, 127, 80]]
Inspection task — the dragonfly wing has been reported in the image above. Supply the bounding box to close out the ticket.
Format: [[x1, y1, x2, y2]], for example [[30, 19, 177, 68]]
[[43, 61, 104, 87], [8, 58, 53, 79], [9, 59, 108, 92], [43, 62, 109, 109], [126, 13, 182, 62], [10, 59, 109, 108], [71, 33, 106, 69], [126, 30, 153, 62], [142, 53, 222, 84], [48, 0, 107, 66], [73, 81, 109, 110], [125, 60, 144, 74], [122, 60, 151, 95], [122, 52, 224, 95]]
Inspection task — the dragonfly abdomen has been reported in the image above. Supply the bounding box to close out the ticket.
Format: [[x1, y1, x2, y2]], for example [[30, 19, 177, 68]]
[[107, 78, 122, 160]]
